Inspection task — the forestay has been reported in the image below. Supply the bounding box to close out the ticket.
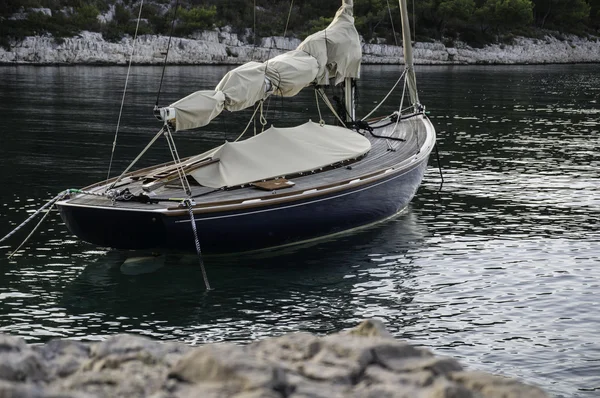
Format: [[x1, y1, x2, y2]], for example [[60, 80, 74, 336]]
[[187, 121, 371, 189], [165, 0, 361, 132]]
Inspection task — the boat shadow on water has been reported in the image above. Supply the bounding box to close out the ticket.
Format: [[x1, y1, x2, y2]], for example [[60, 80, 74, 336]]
[[58, 208, 428, 327]]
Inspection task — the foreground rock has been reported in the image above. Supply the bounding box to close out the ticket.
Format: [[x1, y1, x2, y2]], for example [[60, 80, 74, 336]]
[[0, 320, 547, 398], [1, 29, 599, 65]]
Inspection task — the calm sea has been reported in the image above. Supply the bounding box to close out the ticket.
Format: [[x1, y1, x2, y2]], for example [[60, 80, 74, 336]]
[[0, 64, 598, 397]]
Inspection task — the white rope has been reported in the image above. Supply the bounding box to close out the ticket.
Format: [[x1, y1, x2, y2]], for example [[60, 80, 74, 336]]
[[362, 69, 406, 121], [234, 102, 262, 142], [317, 89, 346, 127], [315, 89, 324, 125], [392, 74, 409, 136], [259, 101, 268, 132], [106, 0, 145, 182]]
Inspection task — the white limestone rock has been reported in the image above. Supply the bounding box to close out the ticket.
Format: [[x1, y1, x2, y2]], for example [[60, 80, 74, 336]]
[[1, 28, 598, 65], [0, 320, 551, 398]]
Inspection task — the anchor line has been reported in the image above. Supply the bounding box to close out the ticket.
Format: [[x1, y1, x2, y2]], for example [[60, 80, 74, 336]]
[[184, 199, 211, 291]]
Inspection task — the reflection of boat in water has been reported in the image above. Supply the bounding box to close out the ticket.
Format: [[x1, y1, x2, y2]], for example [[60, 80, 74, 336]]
[[56, 0, 436, 254], [60, 209, 427, 330]]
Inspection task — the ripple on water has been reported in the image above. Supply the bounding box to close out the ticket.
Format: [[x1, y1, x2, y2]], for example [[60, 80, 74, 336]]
[[0, 65, 599, 397]]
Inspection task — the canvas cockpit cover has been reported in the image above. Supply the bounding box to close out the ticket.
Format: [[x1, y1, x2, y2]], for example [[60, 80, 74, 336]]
[[188, 121, 371, 188]]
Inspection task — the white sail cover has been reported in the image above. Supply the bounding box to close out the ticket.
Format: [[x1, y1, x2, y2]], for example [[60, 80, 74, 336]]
[[188, 121, 371, 188], [168, 0, 361, 132], [297, 0, 361, 85]]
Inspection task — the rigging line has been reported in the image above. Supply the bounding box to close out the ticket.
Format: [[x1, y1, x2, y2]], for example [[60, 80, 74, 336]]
[[108, 127, 165, 191], [316, 89, 346, 127], [361, 69, 406, 121], [164, 124, 192, 197], [315, 89, 324, 125], [251, 0, 257, 61], [385, 0, 398, 46], [283, 0, 294, 39], [388, 75, 408, 150], [106, 0, 145, 182], [155, 0, 180, 107], [412, 0, 416, 43]]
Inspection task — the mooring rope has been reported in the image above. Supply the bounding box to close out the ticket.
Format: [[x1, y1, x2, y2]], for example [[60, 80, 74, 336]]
[[1, 190, 72, 258], [184, 199, 211, 290], [0, 191, 68, 246], [434, 141, 444, 193]]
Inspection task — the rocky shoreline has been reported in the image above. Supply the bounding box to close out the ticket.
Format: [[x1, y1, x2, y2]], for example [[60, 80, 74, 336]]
[[0, 319, 547, 398], [1, 29, 599, 66]]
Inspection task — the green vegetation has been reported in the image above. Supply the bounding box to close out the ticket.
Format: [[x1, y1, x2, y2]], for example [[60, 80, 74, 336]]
[[0, 0, 598, 50]]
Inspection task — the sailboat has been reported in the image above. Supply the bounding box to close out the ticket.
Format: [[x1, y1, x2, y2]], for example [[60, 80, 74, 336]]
[[56, 0, 436, 254]]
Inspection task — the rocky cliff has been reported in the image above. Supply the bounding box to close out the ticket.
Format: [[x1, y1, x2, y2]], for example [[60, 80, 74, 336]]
[[1, 28, 599, 65], [0, 320, 547, 398]]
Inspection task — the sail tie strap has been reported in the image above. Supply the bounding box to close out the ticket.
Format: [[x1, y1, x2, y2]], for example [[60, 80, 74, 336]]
[[184, 199, 211, 291]]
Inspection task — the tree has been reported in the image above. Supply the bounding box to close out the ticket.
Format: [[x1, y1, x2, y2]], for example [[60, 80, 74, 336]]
[[176, 5, 217, 36], [590, 0, 600, 31], [532, 0, 590, 30], [476, 0, 534, 32], [438, 0, 476, 36]]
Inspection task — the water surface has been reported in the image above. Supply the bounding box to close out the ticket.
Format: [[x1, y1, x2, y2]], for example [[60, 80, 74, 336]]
[[0, 64, 599, 397]]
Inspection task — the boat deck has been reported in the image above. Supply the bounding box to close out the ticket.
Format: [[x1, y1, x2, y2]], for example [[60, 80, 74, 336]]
[[65, 116, 429, 211]]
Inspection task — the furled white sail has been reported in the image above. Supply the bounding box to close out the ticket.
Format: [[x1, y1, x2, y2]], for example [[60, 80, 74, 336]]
[[297, 0, 361, 85], [188, 121, 371, 188], [164, 0, 361, 132]]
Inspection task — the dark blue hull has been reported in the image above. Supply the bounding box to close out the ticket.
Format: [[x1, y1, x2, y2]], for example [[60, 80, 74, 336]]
[[58, 158, 429, 254]]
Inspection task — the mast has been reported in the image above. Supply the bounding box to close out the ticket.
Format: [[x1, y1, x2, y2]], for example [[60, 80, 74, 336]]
[[344, 0, 356, 123], [344, 78, 355, 122], [398, 0, 420, 109]]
